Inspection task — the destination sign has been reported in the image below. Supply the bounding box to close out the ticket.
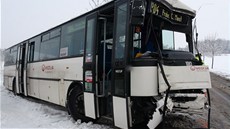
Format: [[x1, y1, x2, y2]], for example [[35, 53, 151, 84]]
[[149, 2, 189, 25]]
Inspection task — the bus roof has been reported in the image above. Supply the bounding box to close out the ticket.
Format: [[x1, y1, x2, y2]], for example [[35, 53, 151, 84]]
[[162, 0, 196, 17]]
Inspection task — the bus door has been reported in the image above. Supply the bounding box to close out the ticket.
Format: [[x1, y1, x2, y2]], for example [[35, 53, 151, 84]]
[[112, 0, 131, 128], [84, 12, 114, 120], [16, 43, 28, 96], [97, 16, 113, 118], [83, 13, 98, 119]]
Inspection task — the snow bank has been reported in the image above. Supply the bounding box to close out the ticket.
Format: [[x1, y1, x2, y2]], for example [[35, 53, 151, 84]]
[[204, 54, 230, 80], [0, 84, 111, 129]]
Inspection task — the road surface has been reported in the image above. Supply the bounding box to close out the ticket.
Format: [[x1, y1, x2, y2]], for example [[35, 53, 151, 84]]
[[209, 73, 230, 129]]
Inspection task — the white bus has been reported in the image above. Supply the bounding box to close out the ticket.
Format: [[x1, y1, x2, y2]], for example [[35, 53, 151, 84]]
[[3, 0, 212, 128]]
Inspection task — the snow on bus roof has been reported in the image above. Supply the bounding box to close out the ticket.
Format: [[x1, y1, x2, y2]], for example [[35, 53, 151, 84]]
[[162, 0, 196, 17]]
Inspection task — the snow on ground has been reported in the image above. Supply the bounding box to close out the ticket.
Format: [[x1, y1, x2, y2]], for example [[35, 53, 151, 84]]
[[204, 54, 230, 80], [0, 59, 111, 128], [0, 83, 110, 128]]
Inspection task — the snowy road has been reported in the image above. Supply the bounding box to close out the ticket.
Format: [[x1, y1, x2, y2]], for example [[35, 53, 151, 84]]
[[209, 73, 230, 129]]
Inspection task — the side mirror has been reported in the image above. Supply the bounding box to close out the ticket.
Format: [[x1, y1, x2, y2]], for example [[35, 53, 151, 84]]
[[131, 0, 146, 26], [193, 19, 203, 64]]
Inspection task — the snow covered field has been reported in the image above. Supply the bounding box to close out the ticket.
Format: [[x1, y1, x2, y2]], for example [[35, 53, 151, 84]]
[[204, 54, 230, 80]]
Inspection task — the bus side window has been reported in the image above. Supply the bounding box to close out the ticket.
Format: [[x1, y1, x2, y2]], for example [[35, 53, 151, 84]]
[[29, 36, 41, 62], [4, 49, 11, 66], [40, 31, 60, 60], [29, 42, 35, 62], [61, 18, 85, 57]]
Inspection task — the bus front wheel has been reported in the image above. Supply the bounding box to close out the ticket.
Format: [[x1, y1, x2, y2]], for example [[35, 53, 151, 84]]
[[67, 85, 90, 122]]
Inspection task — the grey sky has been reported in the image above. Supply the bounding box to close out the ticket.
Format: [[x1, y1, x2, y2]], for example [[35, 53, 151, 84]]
[[180, 0, 230, 40], [1, 0, 230, 49]]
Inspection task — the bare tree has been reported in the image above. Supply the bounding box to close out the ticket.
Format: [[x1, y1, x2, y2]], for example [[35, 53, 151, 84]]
[[198, 40, 210, 61], [200, 34, 227, 68], [221, 39, 230, 54], [89, 0, 111, 9]]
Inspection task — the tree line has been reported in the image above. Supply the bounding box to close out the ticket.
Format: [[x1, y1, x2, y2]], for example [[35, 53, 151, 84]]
[[198, 34, 230, 68], [198, 35, 230, 55]]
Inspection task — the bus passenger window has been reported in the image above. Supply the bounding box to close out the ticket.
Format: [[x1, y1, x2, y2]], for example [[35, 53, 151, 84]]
[[29, 36, 41, 61], [4, 48, 17, 66], [42, 33, 50, 42], [29, 42, 35, 62], [61, 18, 85, 57], [40, 36, 60, 60], [10, 46, 18, 65], [50, 28, 61, 38], [4, 49, 11, 66]]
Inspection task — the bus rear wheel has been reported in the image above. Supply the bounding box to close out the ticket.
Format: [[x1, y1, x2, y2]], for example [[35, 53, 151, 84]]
[[67, 85, 90, 122], [12, 79, 17, 95]]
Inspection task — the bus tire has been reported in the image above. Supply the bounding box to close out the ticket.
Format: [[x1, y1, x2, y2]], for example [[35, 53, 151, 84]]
[[12, 78, 17, 95], [67, 84, 91, 122]]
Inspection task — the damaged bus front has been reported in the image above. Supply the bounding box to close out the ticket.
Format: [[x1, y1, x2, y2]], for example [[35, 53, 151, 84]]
[[128, 0, 212, 128]]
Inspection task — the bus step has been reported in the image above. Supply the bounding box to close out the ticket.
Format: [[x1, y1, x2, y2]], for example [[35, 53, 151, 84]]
[[97, 115, 113, 125]]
